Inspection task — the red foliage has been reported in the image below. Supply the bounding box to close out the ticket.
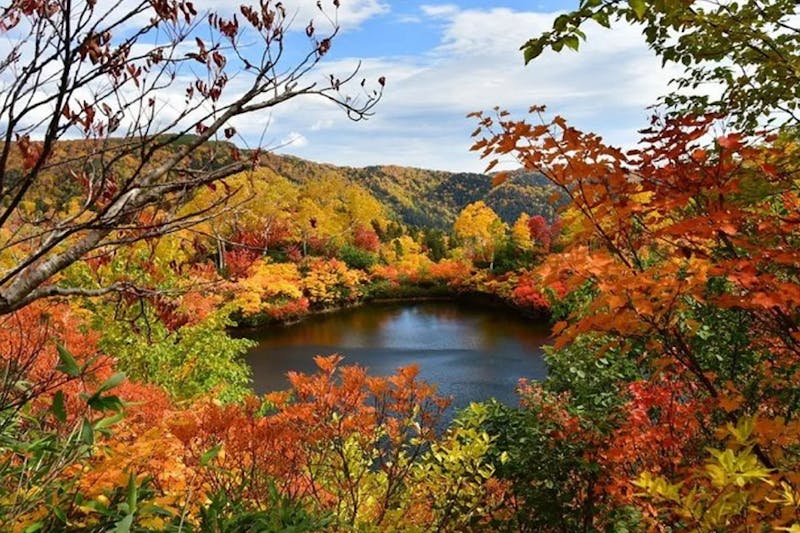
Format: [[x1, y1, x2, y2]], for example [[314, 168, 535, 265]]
[[223, 249, 259, 280], [600, 377, 710, 503], [511, 274, 550, 312], [169, 356, 450, 517], [0, 303, 113, 425], [286, 244, 303, 262], [230, 229, 267, 250], [150, 295, 190, 331], [306, 235, 330, 256], [353, 225, 380, 252], [527, 215, 552, 252], [428, 259, 472, 285], [266, 296, 310, 321]]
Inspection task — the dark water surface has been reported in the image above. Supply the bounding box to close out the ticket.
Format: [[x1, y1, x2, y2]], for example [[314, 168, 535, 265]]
[[243, 301, 550, 414]]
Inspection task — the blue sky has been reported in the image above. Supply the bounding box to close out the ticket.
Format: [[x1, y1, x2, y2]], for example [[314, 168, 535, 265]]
[[229, 0, 678, 171], [1, 0, 679, 172], [106, 1, 678, 172]]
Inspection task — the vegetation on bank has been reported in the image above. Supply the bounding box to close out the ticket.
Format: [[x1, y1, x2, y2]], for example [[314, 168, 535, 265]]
[[1, 0, 799, 531]]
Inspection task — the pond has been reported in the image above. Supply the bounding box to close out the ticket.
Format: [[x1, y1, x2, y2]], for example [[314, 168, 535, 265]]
[[243, 300, 550, 415]]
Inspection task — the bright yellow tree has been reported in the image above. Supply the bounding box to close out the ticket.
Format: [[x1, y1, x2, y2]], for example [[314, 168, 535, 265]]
[[511, 213, 533, 254], [453, 202, 507, 270]]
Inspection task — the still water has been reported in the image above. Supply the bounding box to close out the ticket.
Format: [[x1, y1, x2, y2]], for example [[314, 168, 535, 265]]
[[244, 301, 550, 414]]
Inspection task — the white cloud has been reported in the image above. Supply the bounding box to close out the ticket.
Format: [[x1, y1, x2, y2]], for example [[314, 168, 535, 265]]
[[280, 131, 310, 148], [311, 119, 335, 131], [112, 0, 389, 36], [198, 0, 389, 31], [285, 0, 389, 31], [420, 4, 460, 18], [396, 15, 423, 24], [264, 5, 681, 171]]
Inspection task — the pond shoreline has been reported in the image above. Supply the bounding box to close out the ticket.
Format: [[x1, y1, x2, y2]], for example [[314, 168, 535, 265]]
[[231, 287, 550, 335]]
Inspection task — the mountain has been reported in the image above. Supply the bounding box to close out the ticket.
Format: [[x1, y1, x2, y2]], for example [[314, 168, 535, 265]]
[[260, 154, 560, 229]]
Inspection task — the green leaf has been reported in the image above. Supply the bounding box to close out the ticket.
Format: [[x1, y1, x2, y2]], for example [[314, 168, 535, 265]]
[[88, 394, 124, 412], [628, 0, 647, 19], [80, 417, 94, 445], [200, 444, 222, 467], [97, 372, 126, 394], [94, 411, 125, 431], [553, 14, 571, 31], [564, 35, 580, 51], [56, 343, 81, 377], [51, 390, 66, 423], [592, 10, 611, 28], [51, 505, 67, 524], [110, 514, 133, 533], [126, 472, 138, 514], [523, 42, 544, 64]]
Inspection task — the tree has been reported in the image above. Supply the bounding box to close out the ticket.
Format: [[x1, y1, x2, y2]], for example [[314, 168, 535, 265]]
[[422, 228, 448, 262], [520, 0, 800, 130], [510, 213, 533, 253], [471, 107, 800, 531], [453, 201, 507, 270], [527, 215, 552, 253], [464, 1, 800, 526], [0, 0, 383, 315]]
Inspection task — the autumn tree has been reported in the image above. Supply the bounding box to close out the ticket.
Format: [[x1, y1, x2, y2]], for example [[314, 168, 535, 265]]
[[0, 0, 384, 315], [510, 213, 533, 254], [463, 0, 800, 528], [453, 201, 507, 270]]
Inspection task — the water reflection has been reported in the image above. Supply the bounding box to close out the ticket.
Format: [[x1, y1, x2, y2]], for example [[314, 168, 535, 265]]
[[243, 301, 550, 414]]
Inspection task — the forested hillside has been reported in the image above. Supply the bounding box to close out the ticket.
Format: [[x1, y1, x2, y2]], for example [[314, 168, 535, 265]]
[[2, 0, 800, 531], [261, 153, 558, 228]]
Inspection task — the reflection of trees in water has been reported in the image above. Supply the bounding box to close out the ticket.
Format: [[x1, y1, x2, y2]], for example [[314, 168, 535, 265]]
[[255, 302, 549, 353], [479, 319, 550, 351], [343, 306, 403, 334], [248, 302, 550, 404], [415, 303, 463, 322], [260, 305, 404, 348], [393, 302, 551, 352], [436, 304, 551, 351]]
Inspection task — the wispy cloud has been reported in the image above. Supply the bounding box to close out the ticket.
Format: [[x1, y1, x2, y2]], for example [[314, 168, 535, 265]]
[[264, 4, 680, 171]]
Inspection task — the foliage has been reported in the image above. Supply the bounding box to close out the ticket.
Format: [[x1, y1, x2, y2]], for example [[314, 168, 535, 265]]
[[99, 311, 253, 402], [461, 392, 616, 531], [407, 404, 507, 531], [6, 0, 800, 529], [193, 487, 334, 533], [0, 0, 383, 315], [339, 244, 378, 270], [0, 304, 135, 532], [300, 259, 365, 307], [262, 155, 557, 231], [233, 261, 307, 320], [541, 335, 641, 423], [633, 417, 788, 530], [466, 1, 800, 527], [453, 201, 508, 270], [168, 356, 455, 530]]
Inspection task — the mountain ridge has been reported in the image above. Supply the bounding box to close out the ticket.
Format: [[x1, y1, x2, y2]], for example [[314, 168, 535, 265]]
[[260, 152, 559, 229]]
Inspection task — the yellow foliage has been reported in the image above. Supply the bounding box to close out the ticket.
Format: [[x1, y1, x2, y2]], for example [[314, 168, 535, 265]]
[[632, 417, 798, 531], [511, 212, 533, 252], [235, 261, 303, 315], [453, 201, 507, 265], [301, 258, 365, 305]]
